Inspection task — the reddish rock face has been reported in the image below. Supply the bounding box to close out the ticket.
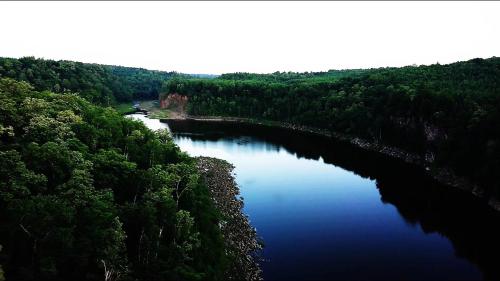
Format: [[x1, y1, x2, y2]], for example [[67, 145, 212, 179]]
[[159, 93, 188, 112]]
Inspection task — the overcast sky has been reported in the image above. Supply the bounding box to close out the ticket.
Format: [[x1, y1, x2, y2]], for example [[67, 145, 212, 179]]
[[1, 1, 499, 74]]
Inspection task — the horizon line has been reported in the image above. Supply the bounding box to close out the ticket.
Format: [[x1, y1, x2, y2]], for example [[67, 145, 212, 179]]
[[2, 54, 498, 76]]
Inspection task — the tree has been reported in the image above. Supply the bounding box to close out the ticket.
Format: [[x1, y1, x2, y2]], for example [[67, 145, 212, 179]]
[[0, 78, 229, 280]]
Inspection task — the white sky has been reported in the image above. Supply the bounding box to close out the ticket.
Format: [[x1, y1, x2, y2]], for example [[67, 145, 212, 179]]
[[1, 1, 499, 74]]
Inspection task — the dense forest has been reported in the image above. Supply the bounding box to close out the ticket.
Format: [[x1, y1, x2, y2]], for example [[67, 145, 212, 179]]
[[0, 57, 176, 104], [164, 57, 500, 199], [0, 78, 234, 280], [1, 55, 499, 279]]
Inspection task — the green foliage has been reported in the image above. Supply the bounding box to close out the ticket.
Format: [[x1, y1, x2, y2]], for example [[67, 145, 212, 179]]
[[113, 102, 137, 115], [166, 57, 500, 197], [0, 57, 176, 104], [0, 78, 228, 280]]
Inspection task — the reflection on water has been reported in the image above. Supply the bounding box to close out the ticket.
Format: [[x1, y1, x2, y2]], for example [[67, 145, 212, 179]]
[[129, 115, 500, 280], [127, 113, 171, 132]]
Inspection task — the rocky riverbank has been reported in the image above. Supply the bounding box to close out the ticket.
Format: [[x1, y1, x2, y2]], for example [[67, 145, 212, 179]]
[[196, 157, 263, 280], [165, 115, 498, 211]]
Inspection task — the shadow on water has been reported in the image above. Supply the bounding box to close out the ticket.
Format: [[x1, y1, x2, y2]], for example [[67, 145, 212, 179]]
[[166, 119, 500, 280]]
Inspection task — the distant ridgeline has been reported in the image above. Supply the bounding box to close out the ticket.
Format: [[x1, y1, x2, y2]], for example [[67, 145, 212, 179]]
[[0, 56, 178, 104], [164, 57, 500, 200]]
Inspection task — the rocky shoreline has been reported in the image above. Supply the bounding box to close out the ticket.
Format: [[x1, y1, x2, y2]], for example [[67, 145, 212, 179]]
[[196, 157, 263, 280], [167, 115, 499, 211]]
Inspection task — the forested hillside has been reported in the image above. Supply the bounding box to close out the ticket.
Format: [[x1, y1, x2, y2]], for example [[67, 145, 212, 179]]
[[164, 57, 500, 199], [1, 55, 499, 279], [0, 57, 176, 104], [0, 78, 231, 280]]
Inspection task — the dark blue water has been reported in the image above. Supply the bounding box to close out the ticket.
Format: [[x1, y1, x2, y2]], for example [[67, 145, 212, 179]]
[[129, 115, 500, 280]]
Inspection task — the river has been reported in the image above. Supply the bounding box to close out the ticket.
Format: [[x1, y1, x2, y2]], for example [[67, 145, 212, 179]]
[[128, 114, 500, 280]]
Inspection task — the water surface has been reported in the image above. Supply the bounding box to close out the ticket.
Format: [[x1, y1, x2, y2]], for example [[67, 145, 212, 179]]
[[129, 114, 500, 280]]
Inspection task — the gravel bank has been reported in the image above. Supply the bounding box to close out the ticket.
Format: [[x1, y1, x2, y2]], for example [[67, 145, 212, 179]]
[[196, 157, 263, 280]]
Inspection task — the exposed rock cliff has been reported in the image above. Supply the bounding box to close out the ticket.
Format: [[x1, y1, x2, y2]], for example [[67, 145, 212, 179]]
[[159, 93, 188, 112]]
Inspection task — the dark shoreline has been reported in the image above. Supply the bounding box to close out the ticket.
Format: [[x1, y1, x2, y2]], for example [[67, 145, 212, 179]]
[[195, 157, 263, 280], [162, 115, 500, 212]]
